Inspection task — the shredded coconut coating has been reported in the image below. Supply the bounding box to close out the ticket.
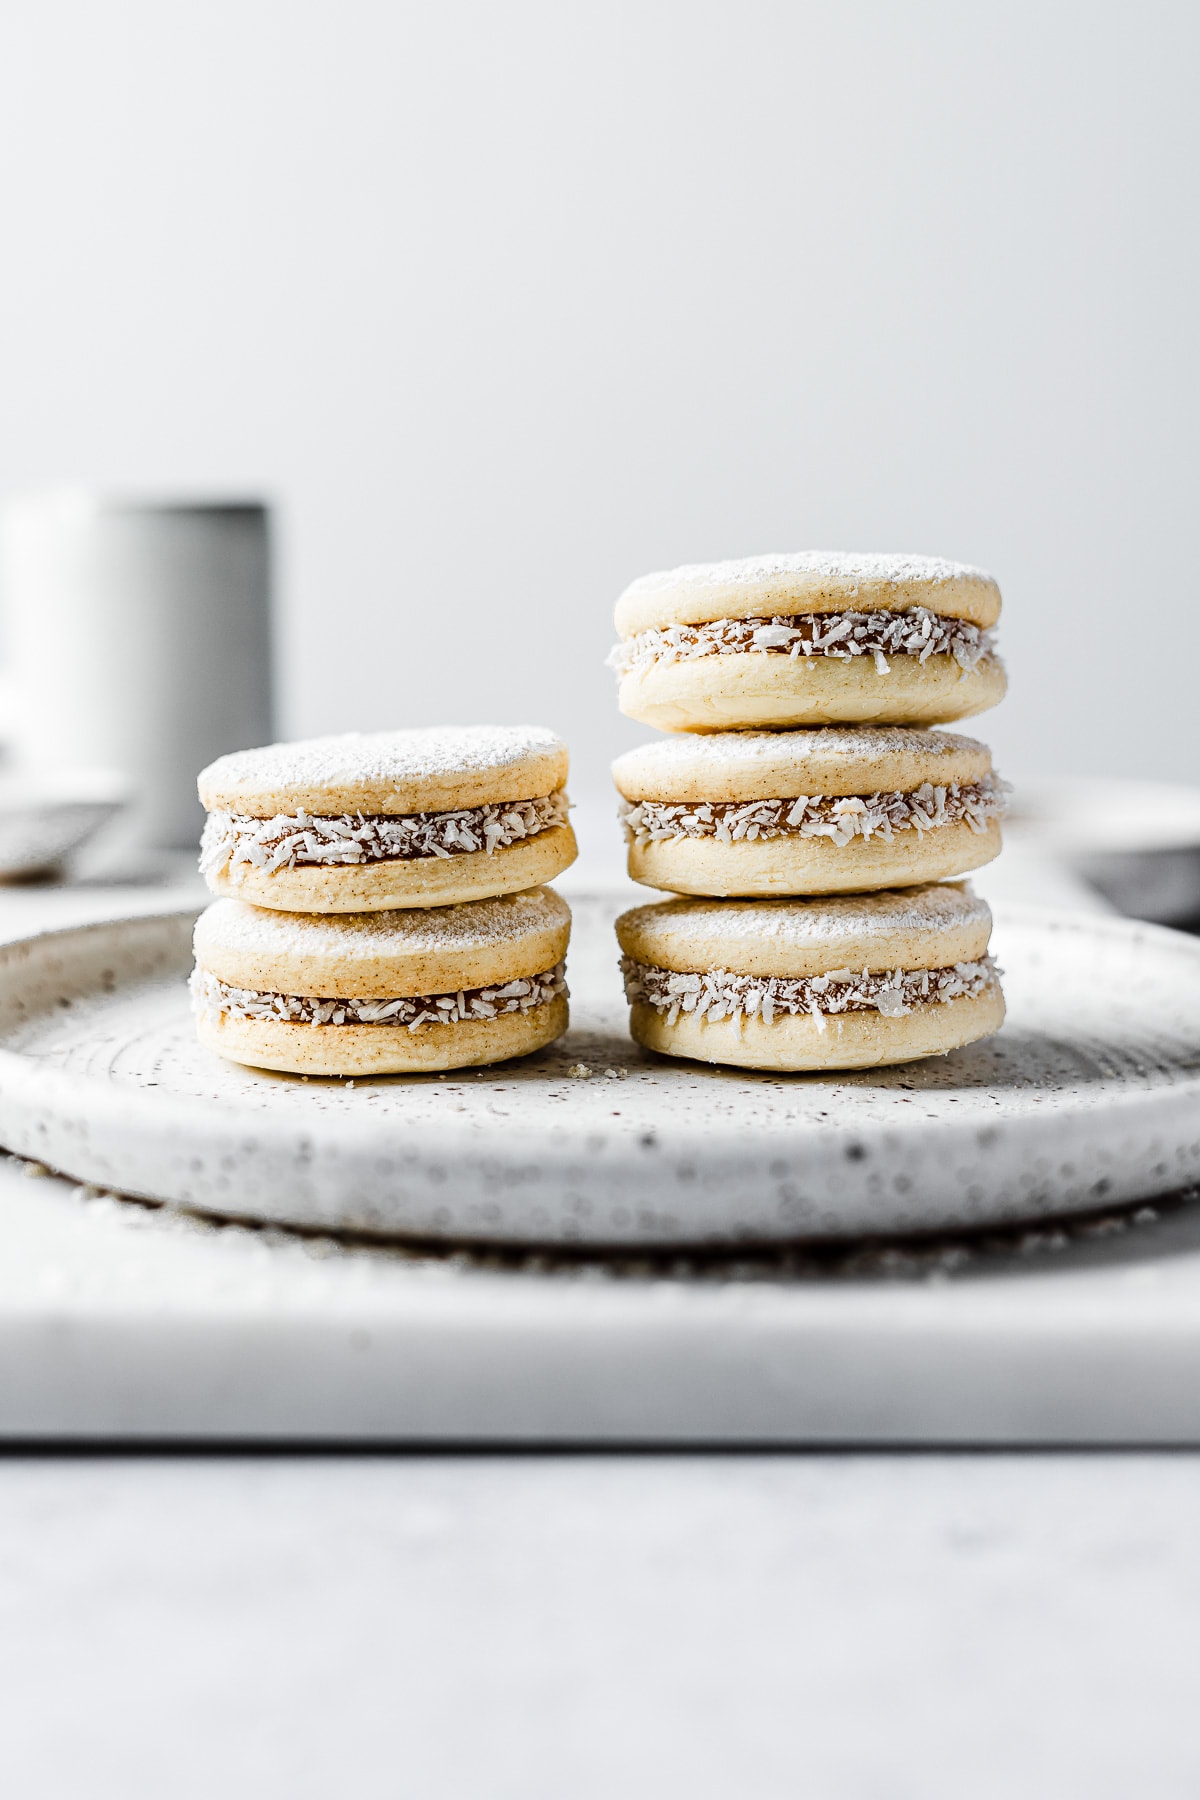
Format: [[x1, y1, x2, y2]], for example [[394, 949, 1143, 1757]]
[[200, 792, 569, 879], [621, 955, 998, 1031], [191, 962, 567, 1030], [620, 777, 1008, 848], [608, 607, 996, 678]]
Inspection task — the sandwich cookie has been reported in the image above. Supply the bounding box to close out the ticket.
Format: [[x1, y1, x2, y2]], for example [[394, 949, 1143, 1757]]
[[192, 887, 571, 1076], [616, 883, 1003, 1072], [614, 727, 1007, 897], [199, 725, 576, 913], [609, 553, 1005, 732]]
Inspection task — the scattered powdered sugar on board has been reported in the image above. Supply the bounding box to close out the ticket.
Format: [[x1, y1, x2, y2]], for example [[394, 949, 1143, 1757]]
[[623, 552, 997, 597], [201, 725, 565, 795], [195, 888, 571, 962]]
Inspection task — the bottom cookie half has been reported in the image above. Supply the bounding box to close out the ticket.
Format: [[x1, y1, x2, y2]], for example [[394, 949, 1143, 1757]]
[[628, 985, 1004, 1072], [197, 993, 569, 1076], [627, 818, 1001, 897]]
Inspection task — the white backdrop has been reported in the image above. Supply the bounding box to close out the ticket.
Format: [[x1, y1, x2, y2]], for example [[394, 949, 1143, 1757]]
[[1, 0, 1196, 807]]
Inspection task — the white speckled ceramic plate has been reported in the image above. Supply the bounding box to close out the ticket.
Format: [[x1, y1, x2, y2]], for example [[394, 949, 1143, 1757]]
[[0, 896, 1197, 1246]]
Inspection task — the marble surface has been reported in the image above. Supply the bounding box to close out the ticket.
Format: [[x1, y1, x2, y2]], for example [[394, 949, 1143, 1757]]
[[3, 1450, 1199, 1798]]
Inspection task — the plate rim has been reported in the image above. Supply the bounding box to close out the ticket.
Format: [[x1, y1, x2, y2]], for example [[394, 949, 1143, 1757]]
[[0, 899, 1198, 1246]]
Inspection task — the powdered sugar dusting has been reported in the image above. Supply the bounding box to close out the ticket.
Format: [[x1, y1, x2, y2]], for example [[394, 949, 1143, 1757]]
[[615, 725, 985, 780], [191, 962, 566, 1029], [625, 552, 996, 597], [201, 725, 565, 797], [623, 955, 998, 1028], [195, 888, 571, 964], [619, 885, 990, 955]]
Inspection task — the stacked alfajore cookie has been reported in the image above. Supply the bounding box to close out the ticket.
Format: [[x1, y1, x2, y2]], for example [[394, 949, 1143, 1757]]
[[608, 553, 1008, 1072], [192, 725, 575, 1076]]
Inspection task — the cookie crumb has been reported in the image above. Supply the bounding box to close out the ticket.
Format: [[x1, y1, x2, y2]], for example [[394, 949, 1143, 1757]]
[[567, 1064, 592, 1080]]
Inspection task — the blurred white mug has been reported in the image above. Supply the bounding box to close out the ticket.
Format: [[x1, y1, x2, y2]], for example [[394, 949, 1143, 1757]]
[[0, 492, 273, 849]]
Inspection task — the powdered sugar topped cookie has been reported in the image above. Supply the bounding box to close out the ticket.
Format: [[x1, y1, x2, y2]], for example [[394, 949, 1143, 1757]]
[[192, 888, 572, 1077], [200, 724, 568, 816], [195, 887, 571, 995], [617, 883, 992, 977], [197, 725, 576, 913], [610, 553, 1005, 731], [615, 552, 1001, 636], [616, 883, 1002, 1072], [613, 727, 1007, 898]]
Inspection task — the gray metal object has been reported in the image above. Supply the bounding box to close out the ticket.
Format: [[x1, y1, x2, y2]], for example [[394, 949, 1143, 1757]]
[[1007, 776, 1200, 926], [0, 769, 128, 877]]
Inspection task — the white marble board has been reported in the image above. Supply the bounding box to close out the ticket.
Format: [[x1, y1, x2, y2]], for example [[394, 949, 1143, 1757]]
[[2, 1151, 1200, 1442]]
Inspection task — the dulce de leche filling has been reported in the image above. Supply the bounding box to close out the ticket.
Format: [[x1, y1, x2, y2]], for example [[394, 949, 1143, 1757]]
[[621, 956, 998, 1030], [608, 607, 996, 677], [191, 963, 567, 1029], [200, 791, 569, 878], [620, 777, 1008, 847]]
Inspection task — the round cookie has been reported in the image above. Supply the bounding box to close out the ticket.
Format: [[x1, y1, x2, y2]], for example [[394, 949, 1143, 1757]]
[[614, 727, 1006, 897], [192, 887, 571, 1075], [610, 552, 1005, 730], [198, 724, 577, 912], [616, 884, 1003, 1072]]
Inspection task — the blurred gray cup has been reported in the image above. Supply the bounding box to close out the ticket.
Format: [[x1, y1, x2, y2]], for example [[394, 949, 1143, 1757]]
[[0, 492, 273, 851]]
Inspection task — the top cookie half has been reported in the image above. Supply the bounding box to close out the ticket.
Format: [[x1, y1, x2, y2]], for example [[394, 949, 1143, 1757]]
[[197, 724, 576, 913], [610, 552, 1005, 731]]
